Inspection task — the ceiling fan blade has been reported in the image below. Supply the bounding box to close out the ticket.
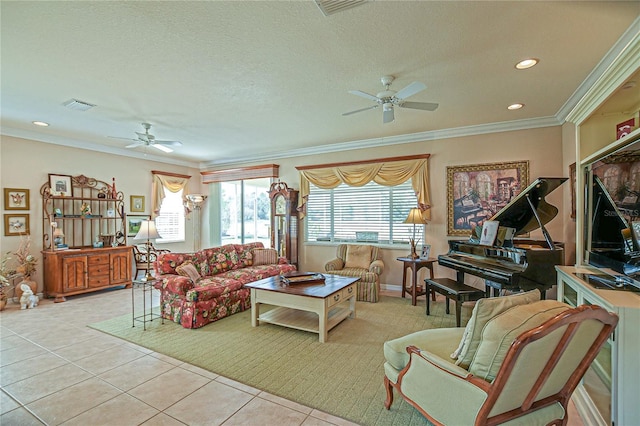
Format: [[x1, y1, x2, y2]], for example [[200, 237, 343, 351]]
[[348, 90, 380, 102], [151, 143, 173, 153], [383, 107, 395, 123], [125, 142, 145, 149], [342, 105, 379, 116], [155, 140, 183, 147], [109, 136, 138, 141], [400, 101, 439, 111], [394, 81, 426, 100]]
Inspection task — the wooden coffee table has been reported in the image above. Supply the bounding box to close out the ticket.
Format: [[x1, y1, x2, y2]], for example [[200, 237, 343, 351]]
[[244, 274, 359, 342]]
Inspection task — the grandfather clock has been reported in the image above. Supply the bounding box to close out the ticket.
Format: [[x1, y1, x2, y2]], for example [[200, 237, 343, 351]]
[[269, 181, 298, 267]]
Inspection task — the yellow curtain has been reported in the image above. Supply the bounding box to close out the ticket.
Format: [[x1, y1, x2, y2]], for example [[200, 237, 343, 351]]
[[151, 173, 190, 218], [298, 158, 431, 219]]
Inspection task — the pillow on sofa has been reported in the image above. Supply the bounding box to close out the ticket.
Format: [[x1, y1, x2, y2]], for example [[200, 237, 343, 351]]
[[176, 261, 201, 284], [253, 248, 278, 266], [344, 245, 372, 270], [468, 300, 570, 381], [452, 289, 541, 368]]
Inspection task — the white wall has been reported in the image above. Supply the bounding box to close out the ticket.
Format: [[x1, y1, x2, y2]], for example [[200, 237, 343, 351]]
[[204, 125, 566, 290], [2, 125, 567, 296], [0, 135, 203, 294]]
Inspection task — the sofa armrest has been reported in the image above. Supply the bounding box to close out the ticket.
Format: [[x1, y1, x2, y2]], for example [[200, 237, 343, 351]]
[[325, 258, 344, 271], [157, 274, 194, 296], [370, 259, 384, 275]]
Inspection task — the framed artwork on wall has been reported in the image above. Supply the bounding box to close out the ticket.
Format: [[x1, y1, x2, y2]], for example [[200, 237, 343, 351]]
[[4, 213, 30, 236], [48, 174, 73, 196], [126, 215, 150, 237], [130, 195, 145, 212], [4, 188, 29, 210], [446, 160, 529, 236]]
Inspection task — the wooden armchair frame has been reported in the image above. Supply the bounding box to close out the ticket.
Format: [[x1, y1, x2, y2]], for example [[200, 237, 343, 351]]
[[132, 243, 171, 279], [384, 305, 618, 426]]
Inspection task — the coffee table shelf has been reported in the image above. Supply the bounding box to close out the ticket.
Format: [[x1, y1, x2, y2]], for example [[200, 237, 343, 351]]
[[258, 303, 353, 334]]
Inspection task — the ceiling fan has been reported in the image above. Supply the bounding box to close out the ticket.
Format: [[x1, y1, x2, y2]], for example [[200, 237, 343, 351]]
[[343, 75, 439, 123], [111, 123, 182, 153]]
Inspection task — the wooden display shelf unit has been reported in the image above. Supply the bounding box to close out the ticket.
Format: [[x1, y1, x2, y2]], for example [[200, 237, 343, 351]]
[[40, 175, 132, 301]]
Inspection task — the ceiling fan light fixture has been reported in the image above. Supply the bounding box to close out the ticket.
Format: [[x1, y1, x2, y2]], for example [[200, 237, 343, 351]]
[[383, 102, 393, 111], [515, 58, 539, 70]]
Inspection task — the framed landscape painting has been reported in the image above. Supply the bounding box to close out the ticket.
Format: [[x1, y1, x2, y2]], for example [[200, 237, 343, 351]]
[[446, 161, 529, 236], [4, 188, 29, 210], [126, 215, 150, 237]]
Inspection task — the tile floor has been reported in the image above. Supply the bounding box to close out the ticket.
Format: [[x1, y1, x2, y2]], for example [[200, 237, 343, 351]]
[[0, 286, 585, 425]]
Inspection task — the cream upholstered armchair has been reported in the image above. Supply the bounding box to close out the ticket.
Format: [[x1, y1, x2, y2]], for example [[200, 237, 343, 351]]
[[383, 292, 618, 425], [324, 244, 384, 302]]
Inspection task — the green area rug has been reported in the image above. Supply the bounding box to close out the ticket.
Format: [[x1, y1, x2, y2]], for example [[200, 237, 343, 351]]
[[89, 296, 457, 425]]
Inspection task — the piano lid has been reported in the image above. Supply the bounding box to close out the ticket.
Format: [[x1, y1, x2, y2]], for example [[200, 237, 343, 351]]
[[490, 177, 567, 236]]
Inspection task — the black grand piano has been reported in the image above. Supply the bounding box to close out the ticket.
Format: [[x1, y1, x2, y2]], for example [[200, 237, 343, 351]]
[[439, 177, 567, 299]]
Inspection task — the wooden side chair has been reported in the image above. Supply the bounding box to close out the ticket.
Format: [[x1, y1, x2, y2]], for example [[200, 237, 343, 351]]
[[383, 300, 618, 425], [132, 243, 171, 279]]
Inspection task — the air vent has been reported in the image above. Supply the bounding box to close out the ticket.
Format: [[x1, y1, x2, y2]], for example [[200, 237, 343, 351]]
[[63, 99, 96, 111], [314, 0, 368, 17]]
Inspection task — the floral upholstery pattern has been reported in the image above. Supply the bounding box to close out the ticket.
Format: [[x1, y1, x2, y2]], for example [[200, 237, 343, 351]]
[[156, 242, 295, 329]]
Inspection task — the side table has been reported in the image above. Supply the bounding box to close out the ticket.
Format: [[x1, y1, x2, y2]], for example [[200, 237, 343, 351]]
[[397, 257, 437, 306], [132, 278, 164, 330]]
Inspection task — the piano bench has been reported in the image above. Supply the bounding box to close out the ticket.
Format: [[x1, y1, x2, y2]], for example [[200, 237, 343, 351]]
[[424, 278, 485, 327]]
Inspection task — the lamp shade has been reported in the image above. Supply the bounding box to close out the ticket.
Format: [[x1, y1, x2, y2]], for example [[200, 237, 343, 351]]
[[53, 228, 65, 238], [404, 208, 427, 224], [134, 220, 161, 240]]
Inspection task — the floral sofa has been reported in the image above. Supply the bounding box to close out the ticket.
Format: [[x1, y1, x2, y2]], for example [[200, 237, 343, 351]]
[[154, 242, 296, 329]]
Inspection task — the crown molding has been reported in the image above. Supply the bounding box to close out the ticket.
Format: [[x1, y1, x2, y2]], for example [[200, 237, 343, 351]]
[[1, 126, 198, 168], [199, 116, 562, 168], [565, 17, 640, 125]]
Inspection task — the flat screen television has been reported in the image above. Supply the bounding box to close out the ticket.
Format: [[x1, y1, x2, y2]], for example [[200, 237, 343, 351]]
[[583, 134, 640, 290]]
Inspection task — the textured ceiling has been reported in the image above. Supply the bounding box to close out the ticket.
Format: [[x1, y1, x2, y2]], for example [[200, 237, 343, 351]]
[[1, 1, 639, 168]]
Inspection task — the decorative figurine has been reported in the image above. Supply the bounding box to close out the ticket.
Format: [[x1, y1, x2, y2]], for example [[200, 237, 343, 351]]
[[19, 283, 38, 309]]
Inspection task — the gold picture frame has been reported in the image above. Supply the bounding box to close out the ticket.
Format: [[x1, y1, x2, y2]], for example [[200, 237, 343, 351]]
[[4, 188, 30, 210], [130, 195, 145, 212], [447, 161, 529, 236], [4, 213, 30, 236]]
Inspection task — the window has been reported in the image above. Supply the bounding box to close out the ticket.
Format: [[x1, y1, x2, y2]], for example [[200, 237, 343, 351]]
[[220, 178, 271, 246], [306, 180, 418, 244], [155, 188, 185, 243]]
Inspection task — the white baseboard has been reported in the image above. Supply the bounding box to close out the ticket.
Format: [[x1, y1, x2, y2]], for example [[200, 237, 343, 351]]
[[381, 284, 402, 292]]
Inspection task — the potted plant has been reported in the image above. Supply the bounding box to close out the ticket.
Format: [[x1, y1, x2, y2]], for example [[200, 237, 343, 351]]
[[0, 251, 17, 310], [13, 235, 37, 301]]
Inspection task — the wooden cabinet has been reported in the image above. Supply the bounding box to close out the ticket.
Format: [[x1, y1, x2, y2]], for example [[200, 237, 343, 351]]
[[40, 175, 132, 301], [556, 266, 640, 426], [43, 246, 132, 302]]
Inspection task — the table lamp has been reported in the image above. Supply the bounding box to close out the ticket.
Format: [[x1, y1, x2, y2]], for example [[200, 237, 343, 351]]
[[134, 220, 161, 281], [404, 208, 428, 259], [53, 228, 65, 250]]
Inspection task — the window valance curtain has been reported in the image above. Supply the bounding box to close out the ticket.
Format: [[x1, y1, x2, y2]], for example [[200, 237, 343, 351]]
[[296, 154, 431, 220], [151, 171, 191, 218]]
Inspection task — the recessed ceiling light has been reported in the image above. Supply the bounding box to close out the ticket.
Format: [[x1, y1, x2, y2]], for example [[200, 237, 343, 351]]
[[32, 121, 49, 126], [515, 58, 539, 70], [508, 103, 524, 110]]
